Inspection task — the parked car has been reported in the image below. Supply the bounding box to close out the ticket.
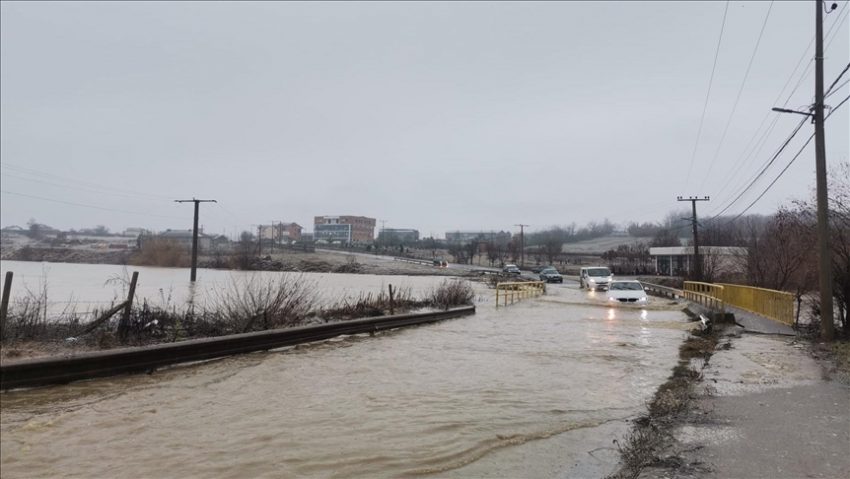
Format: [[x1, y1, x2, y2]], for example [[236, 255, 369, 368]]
[[539, 267, 563, 283], [579, 266, 613, 291], [503, 264, 521, 275], [606, 280, 648, 303]]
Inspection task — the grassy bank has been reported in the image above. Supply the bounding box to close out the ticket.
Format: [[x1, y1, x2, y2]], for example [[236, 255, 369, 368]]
[[0, 276, 475, 361]]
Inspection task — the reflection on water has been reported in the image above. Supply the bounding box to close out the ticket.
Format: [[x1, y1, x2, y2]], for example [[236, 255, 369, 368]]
[[1, 281, 688, 478]]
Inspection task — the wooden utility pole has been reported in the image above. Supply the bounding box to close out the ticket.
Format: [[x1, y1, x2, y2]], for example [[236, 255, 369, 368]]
[[175, 198, 217, 282], [515, 224, 529, 267], [814, 0, 834, 340], [677, 196, 709, 281]]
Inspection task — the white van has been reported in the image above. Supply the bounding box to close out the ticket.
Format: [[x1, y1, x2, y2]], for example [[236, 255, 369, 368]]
[[579, 266, 613, 291]]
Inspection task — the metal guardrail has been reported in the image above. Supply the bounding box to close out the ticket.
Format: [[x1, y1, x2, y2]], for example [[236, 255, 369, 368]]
[[683, 281, 726, 317], [640, 281, 683, 299], [0, 306, 475, 390], [495, 281, 545, 307], [716, 283, 795, 325], [392, 256, 436, 266]]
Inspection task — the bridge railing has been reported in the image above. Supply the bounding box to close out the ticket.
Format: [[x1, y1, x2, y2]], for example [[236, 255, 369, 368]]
[[683, 281, 726, 316], [716, 283, 795, 325], [495, 281, 545, 307]]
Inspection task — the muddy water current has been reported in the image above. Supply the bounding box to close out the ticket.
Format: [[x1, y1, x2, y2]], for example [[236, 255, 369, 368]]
[[0, 262, 692, 478]]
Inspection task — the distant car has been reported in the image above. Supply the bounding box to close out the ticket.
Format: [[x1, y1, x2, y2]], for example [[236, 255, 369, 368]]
[[606, 280, 648, 304], [539, 267, 563, 283], [503, 264, 521, 275], [579, 266, 613, 291]]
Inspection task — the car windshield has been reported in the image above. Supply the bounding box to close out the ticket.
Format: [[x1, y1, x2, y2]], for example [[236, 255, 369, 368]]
[[588, 268, 611, 277], [610, 282, 643, 291]]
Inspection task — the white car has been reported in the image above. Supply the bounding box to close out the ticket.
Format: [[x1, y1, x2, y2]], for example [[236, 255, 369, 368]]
[[579, 266, 613, 291], [607, 280, 648, 304]]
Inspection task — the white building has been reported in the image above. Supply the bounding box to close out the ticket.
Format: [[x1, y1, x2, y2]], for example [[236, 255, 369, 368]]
[[649, 246, 747, 277]]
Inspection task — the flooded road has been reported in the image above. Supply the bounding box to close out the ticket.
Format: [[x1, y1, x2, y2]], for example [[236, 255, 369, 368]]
[[1, 276, 692, 478]]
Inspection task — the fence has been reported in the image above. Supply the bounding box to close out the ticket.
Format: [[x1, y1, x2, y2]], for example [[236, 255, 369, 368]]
[[495, 281, 545, 307], [716, 283, 795, 325], [683, 281, 726, 317]]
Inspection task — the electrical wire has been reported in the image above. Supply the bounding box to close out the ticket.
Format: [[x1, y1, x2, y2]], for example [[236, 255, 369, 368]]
[[0, 190, 185, 220], [724, 93, 849, 223], [826, 78, 850, 98], [685, 0, 731, 187], [783, 3, 848, 108], [709, 117, 808, 220], [0, 162, 174, 201], [825, 62, 850, 96], [711, 5, 849, 207], [700, 1, 775, 190]]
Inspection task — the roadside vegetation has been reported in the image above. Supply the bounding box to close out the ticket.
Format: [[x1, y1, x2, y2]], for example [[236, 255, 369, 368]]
[[0, 276, 476, 359]]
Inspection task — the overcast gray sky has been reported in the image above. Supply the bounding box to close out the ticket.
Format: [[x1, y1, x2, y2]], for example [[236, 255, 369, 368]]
[[1, 1, 848, 238]]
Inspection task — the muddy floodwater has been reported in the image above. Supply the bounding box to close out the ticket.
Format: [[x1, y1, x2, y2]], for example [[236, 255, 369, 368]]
[[0, 262, 691, 478], [0, 260, 454, 314]]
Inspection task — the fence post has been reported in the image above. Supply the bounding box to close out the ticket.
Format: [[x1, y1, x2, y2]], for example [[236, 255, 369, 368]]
[[388, 284, 395, 315], [118, 272, 139, 342], [0, 271, 12, 341]]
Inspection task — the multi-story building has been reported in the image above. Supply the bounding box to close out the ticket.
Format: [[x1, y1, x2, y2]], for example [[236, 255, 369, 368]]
[[258, 222, 303, 243], [314, 215, 376, 244], [445, 230, 512, 245], [377, 228, 420, 244]]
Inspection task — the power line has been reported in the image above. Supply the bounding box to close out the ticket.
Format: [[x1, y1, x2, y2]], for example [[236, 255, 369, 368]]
[[713, 3, 848, 200], [826, 78, 850, 98], [700, 1, 774, 190], [825, 62, 850, 96], [685, 0, 731, 187], [709, 117, 808, 219], [0, 162, 174, 201], [0, 190, 185, 220], [724, 93, 849, 223], [711, 50, 850, 216], [782, 3, 848, 108]]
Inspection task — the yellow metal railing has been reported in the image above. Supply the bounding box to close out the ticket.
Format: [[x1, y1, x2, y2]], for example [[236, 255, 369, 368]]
[[716, 283, 795, 325], [683, 282, 726, 316], [495, 281, 545, 307]]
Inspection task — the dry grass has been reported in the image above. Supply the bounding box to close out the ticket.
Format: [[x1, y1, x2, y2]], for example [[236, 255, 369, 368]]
[[129, 238, 189, 267], [2, 276, 477, 352]]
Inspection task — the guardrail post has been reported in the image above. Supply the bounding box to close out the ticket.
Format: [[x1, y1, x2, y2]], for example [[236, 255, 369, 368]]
[[0, 271, 12, 341]]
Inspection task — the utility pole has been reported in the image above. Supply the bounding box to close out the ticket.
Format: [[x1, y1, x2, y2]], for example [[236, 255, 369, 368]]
[[815, 0, 834, 340], [515, 224, 528, 268], [175, 198, 217, 282], [257, 224, 263, 256], [677, 196, 709, 281]]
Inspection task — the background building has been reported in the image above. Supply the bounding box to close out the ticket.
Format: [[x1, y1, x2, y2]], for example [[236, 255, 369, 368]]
[[445, 230, 511, 245], [314, 216, 375, 243], [377, 228, 419, 244], [258, 222, 303, 244]]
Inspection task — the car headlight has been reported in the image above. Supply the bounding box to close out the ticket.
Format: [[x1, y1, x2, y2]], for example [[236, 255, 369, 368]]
[[589, 279, 596, 283], [638, 297, 647, 302], [608, 297, 617, 302]]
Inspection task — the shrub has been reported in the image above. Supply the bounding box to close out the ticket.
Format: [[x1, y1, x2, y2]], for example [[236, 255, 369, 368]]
[[429, 279, 475, 310]]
